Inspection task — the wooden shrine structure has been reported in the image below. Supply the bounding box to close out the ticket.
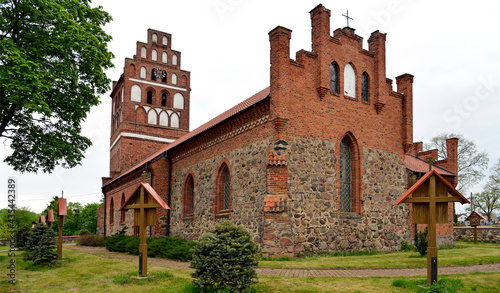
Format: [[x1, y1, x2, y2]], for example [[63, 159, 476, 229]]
[[394, 170, 469, 285], [58, 198, 67, 260], [465, 211, 486, 244], [120, 179, 169, 277]]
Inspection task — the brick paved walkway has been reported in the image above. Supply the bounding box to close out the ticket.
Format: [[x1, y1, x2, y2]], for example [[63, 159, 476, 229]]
[[67, 245, 500, 278]]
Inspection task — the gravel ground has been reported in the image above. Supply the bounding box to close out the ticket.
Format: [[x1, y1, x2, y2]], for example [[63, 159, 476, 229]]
[[66, 244, 500, 278]]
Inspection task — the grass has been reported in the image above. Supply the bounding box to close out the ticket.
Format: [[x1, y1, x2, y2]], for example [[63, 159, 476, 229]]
[[258, 241, 500, 269], [1, 242, 499, 292]]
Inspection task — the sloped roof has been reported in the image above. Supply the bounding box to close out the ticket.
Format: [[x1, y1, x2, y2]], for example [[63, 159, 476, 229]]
[[105, 87, 270, 187], [465, 210, 487, 221], [119, 182, 169, 211], [393, 170, 470, 205], [405, 154, 454, 176]]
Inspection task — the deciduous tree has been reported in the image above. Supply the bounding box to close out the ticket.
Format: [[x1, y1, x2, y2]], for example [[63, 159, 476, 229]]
[[0, 0, 114, 173]]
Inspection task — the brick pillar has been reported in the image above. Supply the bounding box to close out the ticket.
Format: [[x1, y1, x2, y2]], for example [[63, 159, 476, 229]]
[[368, 31, 387, 113], [396, 73, 414, 152]]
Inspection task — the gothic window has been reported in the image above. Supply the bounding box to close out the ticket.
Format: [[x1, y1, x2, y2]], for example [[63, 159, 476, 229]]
[[151, 69, 156, 81], [344, 63, 356, 98], [109, 198, 114, 225], [131, 85, 141, 102], [162, 36, 168, 46], [147, 91, 153, 104], [120, 194, 125, 223], [152, 33, 157, 43], [172, 73, 177, 85], [159, 111, 168, 126], [339, 137, 353, 213], [162, 52, 168, 63], [330, 62, 339, 93], [215, 163, 231, 216], [170, 113, 179, 128], [141, 47, 147, 58], [148, 109, 157, 124], [152, 49, 157, 61], [362, 72, 369, 102], [183, 174, 195, 219], [140, 67, 146, 79], [173, 93, 184, 109], [172, 54, 178, 65], [161, 93, 167, 107]]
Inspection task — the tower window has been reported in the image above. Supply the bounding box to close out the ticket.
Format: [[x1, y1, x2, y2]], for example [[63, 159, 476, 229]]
[[362, 72, 369, 102], [152, 49, 157, 61], [152, 33, 157, 43], [151, 69, 156, 81], [330, 62, 339, 94], [162, 36, 168, 46], [141, 47, 147, 58], [140, 67, 146, 79], [161, 93, 167, 107], [344, 63, 356, 98], [147, 91, 153, 104], [172, 73, 177, 85], [172, 54, 178, 65], [162, 52, 168, 63]]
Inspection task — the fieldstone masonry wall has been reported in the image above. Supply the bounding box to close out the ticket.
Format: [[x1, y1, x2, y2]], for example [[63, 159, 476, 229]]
[[454, 227, 500, 243]]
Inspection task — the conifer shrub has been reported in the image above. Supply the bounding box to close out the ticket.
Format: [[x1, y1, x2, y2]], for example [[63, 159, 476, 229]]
[[415, 226, 429, 256], [13, 226, 31, 249], [23, 224, 58, 266], [190, 221, 259, 292]]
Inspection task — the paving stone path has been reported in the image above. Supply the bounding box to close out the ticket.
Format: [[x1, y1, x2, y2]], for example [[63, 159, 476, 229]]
[[67, 244, 500, 278]]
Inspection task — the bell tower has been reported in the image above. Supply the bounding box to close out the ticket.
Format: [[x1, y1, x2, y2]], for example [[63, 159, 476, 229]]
[[109, 29, 191, 178]]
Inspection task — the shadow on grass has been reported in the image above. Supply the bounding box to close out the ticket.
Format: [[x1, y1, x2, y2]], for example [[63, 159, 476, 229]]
[[392, 277, 464, 292]]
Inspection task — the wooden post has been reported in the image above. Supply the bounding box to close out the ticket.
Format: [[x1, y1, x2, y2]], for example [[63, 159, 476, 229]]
[[474, 226, 478, 244], [58, 215, 63, 260], [427, 174, 438, 285], [139, 186, 148, 277]]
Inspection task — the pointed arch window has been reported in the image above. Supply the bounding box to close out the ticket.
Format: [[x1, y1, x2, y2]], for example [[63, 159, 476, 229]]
[[147, 91, 153, 104], [161, 93, 167, 107], [109, 198, 114, 225], [183, 174, 195, 219], [344, 63, 356, 98], [362, 72, 369, 102], [215, 163, 231, 216], [330, 62, 340, 93], [339, 137, 353, 213], [120, 194, 125, 223]]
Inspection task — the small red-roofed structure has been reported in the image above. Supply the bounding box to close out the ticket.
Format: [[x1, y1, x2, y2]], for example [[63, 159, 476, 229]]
[[393, 170, 469, 285], [46, 209, 54, 228], [465, 211, 487, 243], [120, 178, 169, 277], [39, 215, 46, 225], [57, 198, 67, 259]]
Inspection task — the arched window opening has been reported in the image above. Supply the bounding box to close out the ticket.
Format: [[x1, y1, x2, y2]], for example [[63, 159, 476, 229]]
[[172, 73, 177, 85], [131, 85, 141, 102], [152, 49, 157, 61], [339, 137, 353, 213], [152, 33, 158, 43], [215, 163, 231, 216], [120, 194, 125, 223], [151, 69, 157, 81], [161, 93, 167, 107], [109, 198, 114, 225], [344, 63, 356, 98], [141, 47, 147, 58], [172, 54, 178, 65], [140, 67, 146, 79], [330, 62, 339, 93], [161, 73, 167, 83], [147, 91, 153, 104], [162, 52, 168, 63], [162, 36, 168, 46], [183, 174, 195, 218], [173, 93, 184, 109], [362, 72, 369, 102]]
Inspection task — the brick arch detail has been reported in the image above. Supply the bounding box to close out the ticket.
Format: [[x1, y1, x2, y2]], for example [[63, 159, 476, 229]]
[[335, 130, 363, 215], [214, 158, 232, 217]]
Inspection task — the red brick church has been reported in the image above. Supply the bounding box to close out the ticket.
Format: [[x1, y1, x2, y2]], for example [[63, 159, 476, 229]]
[[97, 4, 458, 255]]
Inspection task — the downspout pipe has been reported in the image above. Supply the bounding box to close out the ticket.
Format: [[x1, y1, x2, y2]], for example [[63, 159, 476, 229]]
[[102, 187, 107, 237]]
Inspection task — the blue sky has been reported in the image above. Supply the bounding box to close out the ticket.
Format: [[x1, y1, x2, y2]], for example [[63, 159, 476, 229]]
[[1, 0, 499, 215]]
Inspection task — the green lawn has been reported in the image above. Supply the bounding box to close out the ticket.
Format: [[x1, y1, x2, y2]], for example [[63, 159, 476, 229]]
[[1, 242, 499, 292], [259, 242, 500, 269]]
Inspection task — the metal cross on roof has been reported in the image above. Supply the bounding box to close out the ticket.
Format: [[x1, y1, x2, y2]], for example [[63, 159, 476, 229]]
[[342, 9, 353, 27]]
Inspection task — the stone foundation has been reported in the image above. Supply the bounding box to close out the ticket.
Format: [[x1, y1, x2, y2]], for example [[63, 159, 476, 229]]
[[454, 227, 500, 243]]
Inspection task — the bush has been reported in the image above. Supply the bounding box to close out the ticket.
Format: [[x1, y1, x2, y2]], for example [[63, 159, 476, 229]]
[[23, 224, 58, 266], [78, 229, 91, 236], [76, 234, 105, 246], [105, 234, 127, 251], [415, 226, 428, 256], [190, 221, 259, 292], [14, 226, 31, 249]]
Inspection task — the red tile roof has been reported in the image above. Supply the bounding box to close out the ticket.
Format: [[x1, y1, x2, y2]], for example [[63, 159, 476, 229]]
[[405, 154, 454, 176], [58, 198, 67, 216], [120, 182, 170, 211], [465, 210, 487, 221], [105, 87, 271, 186]]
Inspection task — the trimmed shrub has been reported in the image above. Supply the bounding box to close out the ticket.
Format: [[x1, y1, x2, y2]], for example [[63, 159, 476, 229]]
[[105, 234, 127, 251], [190, 221, 259, 292], [148, 237, 196, 261], [14, 226, 31, 249], [77, 234, 105, 246], [78, 229, 91, 236], [415, 226, 428, 256], [23, 224, 58, 266]]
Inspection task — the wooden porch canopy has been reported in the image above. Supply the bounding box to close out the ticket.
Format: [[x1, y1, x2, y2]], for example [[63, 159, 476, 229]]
[[393, 170, 469, 223]]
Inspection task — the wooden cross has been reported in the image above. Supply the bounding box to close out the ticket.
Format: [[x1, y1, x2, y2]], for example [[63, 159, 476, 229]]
[[394, 170, 469, 285], [342, 9, 353, 27], [425, 156, 435, 172], [120, 181, 169, 277]]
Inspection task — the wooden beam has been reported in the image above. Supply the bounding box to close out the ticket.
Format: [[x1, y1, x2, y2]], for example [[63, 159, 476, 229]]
[[403, 196, 465, 203], [123, 203, 161, 210]]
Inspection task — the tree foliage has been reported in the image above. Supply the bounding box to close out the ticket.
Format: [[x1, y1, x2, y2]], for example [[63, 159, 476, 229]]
[[24, 223, 58, 266], [468, 158, 500, 222], [43, 197, 99, 235], [0, 0, 114, 173], [0, 206, 38, 237], [425, 132, 489, 192], [190, 221, 259, 292]]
